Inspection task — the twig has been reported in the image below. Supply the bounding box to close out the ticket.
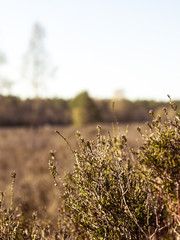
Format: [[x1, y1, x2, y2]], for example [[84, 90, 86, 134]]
[[55, 130, 75, 156]]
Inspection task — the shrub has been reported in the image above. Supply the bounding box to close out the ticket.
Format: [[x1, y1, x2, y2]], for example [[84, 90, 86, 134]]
[[58, 130, 155, 239], [51, 97, 180, 239]]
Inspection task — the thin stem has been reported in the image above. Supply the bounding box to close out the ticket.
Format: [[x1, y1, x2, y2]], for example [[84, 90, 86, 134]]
[[10, 171, 16, 210], [55, 130, 75, 156]]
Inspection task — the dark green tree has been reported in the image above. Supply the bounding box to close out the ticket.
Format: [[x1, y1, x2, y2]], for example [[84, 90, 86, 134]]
[[70, 91, 100, 126]]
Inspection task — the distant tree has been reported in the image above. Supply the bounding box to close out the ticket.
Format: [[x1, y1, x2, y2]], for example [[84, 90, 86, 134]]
[[0, 50, 13, 95], [22, 23, 57, 98], [95, 99, 113, 122], [70, 91, 100, 126], [111, 98, 134, 122]]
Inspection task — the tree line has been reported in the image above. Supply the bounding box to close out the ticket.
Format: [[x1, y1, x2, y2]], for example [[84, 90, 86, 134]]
[[0, 91, 179, 126]]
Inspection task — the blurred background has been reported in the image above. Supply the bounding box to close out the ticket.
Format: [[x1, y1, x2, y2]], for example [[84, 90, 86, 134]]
[[0, 0, 179, 221]]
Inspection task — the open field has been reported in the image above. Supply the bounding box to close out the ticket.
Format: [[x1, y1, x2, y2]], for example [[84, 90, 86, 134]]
[[0, 122, 146, 221]]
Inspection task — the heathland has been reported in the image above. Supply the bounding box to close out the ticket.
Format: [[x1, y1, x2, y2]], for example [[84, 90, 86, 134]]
[[0, 94, 179, 239]]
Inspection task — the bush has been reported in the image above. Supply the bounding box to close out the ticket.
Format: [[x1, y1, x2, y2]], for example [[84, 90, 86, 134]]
[[58, 130, 154, 239], [52, 97, 180, 239]]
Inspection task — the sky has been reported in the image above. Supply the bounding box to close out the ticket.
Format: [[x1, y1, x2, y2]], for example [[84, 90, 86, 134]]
[[0, 0, 180, 101]]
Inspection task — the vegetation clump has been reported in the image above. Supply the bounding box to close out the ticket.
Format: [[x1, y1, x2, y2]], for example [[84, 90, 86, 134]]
[[54, 97, 179, 239]]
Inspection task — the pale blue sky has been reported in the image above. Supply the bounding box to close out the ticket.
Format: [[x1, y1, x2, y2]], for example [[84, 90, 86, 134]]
[[0, 0, 180, 100]]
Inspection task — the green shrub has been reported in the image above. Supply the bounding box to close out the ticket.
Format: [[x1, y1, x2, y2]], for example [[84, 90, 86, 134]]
[[58, 130, 153, 239], [52, 97, 180, 239]]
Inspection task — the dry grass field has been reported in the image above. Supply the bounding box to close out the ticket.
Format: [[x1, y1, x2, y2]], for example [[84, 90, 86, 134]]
[[0, 122, 146, 222]]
